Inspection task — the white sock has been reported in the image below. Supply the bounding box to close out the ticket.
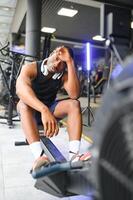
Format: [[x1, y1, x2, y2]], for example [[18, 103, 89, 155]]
[[69, 140, 80, 160], [29, 141, 44, 159]]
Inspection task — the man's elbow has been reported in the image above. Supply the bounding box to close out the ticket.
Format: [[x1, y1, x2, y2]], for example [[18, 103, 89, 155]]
[[69, 93, 80, 100]]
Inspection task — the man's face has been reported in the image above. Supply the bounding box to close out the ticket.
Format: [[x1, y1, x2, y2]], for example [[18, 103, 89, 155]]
[[47, 50, 65, 73]]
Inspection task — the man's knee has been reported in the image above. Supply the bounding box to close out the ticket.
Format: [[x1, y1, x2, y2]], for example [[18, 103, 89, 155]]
[[68, 99, 81, 111]]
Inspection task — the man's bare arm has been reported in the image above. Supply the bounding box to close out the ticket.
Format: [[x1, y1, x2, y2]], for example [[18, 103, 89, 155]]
[[58, 47, 80, 99], [63, 59, 80, 99], [16, 62, 49, 112]]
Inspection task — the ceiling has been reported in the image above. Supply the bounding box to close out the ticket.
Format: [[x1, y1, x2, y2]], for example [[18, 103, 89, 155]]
[[0, 0, 133, 56], [17, 0, 102, 49], [41, 0, 101, 42]]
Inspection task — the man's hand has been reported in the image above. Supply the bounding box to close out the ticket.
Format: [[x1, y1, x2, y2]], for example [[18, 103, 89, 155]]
[[41, 109, 59, 137], [56, 46, 73, 63]]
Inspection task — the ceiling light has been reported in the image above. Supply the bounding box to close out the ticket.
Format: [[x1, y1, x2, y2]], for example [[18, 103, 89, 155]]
[[57, 8, 78, 17], [92, 35, 105, 41], [1, 7, 10, 11], [131, 21, 133, 29], [41, 27, 56, 33]]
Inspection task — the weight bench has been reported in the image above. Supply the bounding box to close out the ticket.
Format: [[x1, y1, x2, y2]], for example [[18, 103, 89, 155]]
[[31, 135, 92, 197]]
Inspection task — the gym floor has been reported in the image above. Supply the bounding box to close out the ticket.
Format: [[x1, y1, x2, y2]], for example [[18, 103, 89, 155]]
[[0, 96, 100, 200]]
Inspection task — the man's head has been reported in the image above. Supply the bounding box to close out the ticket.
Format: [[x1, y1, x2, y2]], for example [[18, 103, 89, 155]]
[[46, 46, 74, 73]]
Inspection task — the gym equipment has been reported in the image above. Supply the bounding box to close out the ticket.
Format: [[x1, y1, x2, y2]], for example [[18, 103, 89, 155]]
[[15, 126, 93, 197], [31, 135, 93, 198], [15, 129, 93, 197], [91, 77, 107, 103], [91, 55, 133, 200], [0, 43, 39, 128], [0, 44, 18, 126]]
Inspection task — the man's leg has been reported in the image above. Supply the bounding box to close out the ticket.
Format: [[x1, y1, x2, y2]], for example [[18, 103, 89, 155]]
[[17, 100, 40, 143], [53, 99, 82, 140], [17, 100, 50, 170], [53, 99, 84, 160]]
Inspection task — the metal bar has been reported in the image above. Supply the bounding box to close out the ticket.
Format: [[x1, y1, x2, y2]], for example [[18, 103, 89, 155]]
[[40, 136, 67, 162]]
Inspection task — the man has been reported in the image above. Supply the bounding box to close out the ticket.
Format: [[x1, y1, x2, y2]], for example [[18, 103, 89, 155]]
[[16, 46, 91, 171]]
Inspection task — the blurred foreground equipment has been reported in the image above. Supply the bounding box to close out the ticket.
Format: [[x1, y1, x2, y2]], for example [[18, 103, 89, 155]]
[[92, 55, 133, 200]]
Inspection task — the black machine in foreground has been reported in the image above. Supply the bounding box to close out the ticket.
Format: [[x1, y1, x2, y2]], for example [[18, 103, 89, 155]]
[[30, 55, 133, 200], [91, 55, 133, 200]]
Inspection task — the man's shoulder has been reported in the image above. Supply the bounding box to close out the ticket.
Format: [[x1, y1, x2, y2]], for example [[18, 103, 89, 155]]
[[20, 61, 38, 78], [24, 61, 37, 67]]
